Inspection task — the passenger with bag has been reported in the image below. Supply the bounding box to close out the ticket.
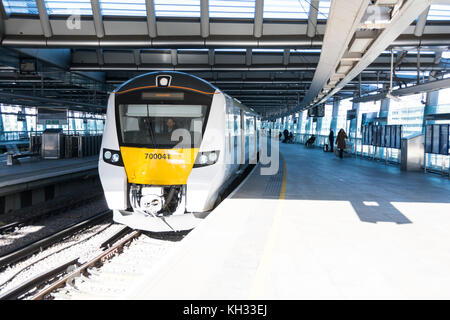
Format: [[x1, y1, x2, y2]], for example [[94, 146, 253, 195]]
[[335, 128, 348, 159]]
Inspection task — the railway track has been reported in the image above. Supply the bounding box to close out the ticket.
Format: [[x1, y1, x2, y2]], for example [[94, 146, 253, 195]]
[[0, 226, 138, 300], [0, 191, 104, 235], [0, 210, 112, 271]]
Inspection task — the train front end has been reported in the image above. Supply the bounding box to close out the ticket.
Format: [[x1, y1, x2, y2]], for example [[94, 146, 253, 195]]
[[99, 72, 220, 232]]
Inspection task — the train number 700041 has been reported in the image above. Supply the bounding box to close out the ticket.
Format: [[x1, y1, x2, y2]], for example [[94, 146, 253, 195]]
[[145, 153, 171, 160]]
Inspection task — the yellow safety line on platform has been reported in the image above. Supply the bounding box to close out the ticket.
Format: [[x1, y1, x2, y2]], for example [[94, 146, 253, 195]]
[[280, 153, 287, 200], [248, 152, 287, 299]]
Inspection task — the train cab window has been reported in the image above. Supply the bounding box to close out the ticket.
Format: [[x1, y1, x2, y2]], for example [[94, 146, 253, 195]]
[[118, 104, 208, 148]]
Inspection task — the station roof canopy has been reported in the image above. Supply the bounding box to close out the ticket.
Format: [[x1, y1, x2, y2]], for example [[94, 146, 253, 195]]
[[0, 0, 449, 117]]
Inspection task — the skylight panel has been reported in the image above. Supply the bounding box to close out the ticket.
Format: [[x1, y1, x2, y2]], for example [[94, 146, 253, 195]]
[[154, 0, 200, 17], [427, 4, 450, 21], [252, 49, 284, 52], [215, 48, 247, 52], [99, 0, 146, 16], [317, 0, 330, 20], [45, 0, 93, 15], [263, 0, 310, 19], [3, 0, 38, 15], [210, 0, 255, 18]]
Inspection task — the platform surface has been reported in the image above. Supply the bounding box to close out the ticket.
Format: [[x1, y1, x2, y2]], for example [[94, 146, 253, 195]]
[[0, 156, 98, 188], [125, 143, 450, 299]]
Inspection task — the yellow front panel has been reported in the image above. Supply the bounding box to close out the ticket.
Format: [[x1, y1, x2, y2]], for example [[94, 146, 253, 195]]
[[120, 147, 199, 185]]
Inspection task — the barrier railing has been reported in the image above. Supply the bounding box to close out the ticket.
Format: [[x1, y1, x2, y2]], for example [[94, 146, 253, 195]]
[[1, 130, 103, 142], [290, 132, 401, 163]]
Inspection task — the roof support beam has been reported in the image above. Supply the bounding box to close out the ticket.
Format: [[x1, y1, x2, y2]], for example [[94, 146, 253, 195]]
[[320, 0, 434, 107], [200, 0, 209, 38], [414, 5, 430, 37], [0, 92, 104, 110], [4, 34, 450, 49], [246, 48, 252, 66], [0, 1, 7, 39], [353, 77, 450, 103], [307, 0, 319, 38], [208, 48, 215, 65], [434, 49, 444, 64], [254, 0, 264, 38], [145, 0, 157, 38], [36, 0, 53, 38], [300, 0, 370, 109], [97, 48, 104, 65], [91, 0, 105, 38], [134, 49, 141, 66], [171, 49, 178, 66], [283, 49, 290, 66]]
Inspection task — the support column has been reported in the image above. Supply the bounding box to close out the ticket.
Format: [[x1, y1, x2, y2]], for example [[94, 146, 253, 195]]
[[379, 97, 390, 119], [349, 94, 360, 154], [21, 107, 28, 133], [0, 105, 4, 141], [422, 73, 440, 133], [349, 96, 360, 139], [305, 116, 312, 135], [330, 97, 340, 134], [296, 112, 303, 133]]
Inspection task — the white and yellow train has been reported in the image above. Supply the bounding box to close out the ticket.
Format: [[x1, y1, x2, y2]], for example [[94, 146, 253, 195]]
[[99, 71, 260, 232]]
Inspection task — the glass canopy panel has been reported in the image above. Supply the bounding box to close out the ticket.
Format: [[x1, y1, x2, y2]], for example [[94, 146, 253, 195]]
[[427, 4, 450, 21], [45, 0, 93, 15], [263, 0, 310, 19], [209, 0, 255, 18], [154, 0, 200, 17], [3, 0, 38, 15], [317, 0, 330, 20], [99, 0, 146, 16]]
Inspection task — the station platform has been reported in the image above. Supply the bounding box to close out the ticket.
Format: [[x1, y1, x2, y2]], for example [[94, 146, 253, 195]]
[[125, 143, 450, 299], [0, 156, 99, 215], [0, 156, 98, 192]]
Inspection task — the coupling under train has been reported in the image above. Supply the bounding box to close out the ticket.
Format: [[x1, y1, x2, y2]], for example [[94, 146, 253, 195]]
[[99, 71, 260, 232]]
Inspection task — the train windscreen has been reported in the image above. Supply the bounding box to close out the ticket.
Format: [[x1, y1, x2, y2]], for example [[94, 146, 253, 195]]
[[118, 104, 208, 149]]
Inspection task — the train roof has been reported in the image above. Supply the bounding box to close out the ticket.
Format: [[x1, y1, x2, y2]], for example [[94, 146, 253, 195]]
[[114, 71, 220, 96]]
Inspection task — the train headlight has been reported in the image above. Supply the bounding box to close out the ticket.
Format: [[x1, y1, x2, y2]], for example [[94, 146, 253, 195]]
[[198, 154, 208, 165], [102, 148, 123, 166], [194, 151, 220, 168], [208, 151, 218, 163], [104, 150, 112, 160], [112, 153, 120, 163]]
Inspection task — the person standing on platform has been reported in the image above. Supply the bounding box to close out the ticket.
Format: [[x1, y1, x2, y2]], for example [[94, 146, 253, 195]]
[[283, 129, 289, 143], [328, 129, 334, 153], [336, 128, 347, 159]]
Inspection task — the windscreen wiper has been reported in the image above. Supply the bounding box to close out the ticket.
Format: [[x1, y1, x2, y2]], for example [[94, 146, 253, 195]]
[[146, 105, 156, 145]]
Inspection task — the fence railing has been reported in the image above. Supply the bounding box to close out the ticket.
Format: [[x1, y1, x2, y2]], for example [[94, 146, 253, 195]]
[[291, 132, 402, 164], [0, 130, 104, 142]]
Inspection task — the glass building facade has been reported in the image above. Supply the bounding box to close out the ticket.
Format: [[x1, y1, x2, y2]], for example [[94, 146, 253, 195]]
[[269, 85, 450, 174]]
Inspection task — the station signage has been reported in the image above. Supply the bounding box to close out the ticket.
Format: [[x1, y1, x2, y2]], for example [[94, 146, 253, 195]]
[[37, 108, 68, 125], [346, 109, 357, 120]]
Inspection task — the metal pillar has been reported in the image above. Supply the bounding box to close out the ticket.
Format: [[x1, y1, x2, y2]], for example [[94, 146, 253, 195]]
[[349, 94, 360, 155], [379, 97, 390, 119], [330, 97, 340, 134]]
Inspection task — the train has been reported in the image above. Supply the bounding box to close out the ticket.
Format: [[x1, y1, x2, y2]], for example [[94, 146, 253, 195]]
[[99, 71, 260, 232]]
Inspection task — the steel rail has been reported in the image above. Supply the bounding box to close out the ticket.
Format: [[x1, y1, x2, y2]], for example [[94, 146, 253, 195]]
[[0, 210, 112, 269], [31, 230, 141, 300], [0, 258, 79, 300]]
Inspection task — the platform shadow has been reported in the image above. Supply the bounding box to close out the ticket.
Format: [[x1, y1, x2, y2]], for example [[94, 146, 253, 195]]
[[350, 200, 412, 224]]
